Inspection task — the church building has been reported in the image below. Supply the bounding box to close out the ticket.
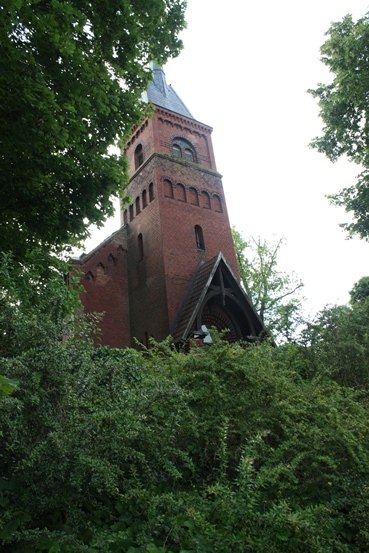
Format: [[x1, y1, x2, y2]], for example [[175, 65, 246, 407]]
[[75, 65, 264, 347]]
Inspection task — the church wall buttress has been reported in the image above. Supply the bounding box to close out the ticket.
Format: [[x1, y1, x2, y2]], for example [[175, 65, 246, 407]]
[[125, 161, 169, 345]]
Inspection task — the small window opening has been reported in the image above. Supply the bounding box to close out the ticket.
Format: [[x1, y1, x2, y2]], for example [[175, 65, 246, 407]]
[[176, 183, 186, 202], [184, 148, 194, 162], [172, 144, 181, 158], [135, 196, 140, 215], [108, 253, 117, 265], [213, 194, 223, 212], [201, 190, 211, 209], [134, 144, 144, 169], [195, 225, 205, 250], [138, 233, 144, 261], [164, 179, 174, 198], [189, 187, 199, 206], [149, 182, 154, 202], [142, 189, 147, 208], [129, 204, 134, 222], [171, 137, 197, 163], [145, 331, 150, 348]]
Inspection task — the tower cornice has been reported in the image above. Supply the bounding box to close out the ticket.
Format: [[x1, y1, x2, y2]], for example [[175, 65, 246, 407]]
[[128, 151, 222, 185], [155, 107, 213, 135]]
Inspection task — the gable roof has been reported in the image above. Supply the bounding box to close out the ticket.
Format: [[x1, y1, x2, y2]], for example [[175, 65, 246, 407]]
[[171, 253, 266, 342], [147, 64, 194, 119]]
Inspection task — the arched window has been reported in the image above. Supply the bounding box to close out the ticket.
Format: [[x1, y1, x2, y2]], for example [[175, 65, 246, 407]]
[[164, 179, 174, 198], [138, 233, 144, 261], [195, 225, 205, 250], [189, 186, 199, 206], [176, 183, 186, 202], [142, 189, 147, 208], [149, 182, 154, 202], [134, 144, 144, 169], [135, 196, 140, 215], [184, 148, 194, 162], [213, 194, 223, 212], [201, 190, 211, 209], [129, 204, 134, 221], [171, 137, 196, 163], [108, 253, 117, 265], [172, 144, 181, 158], [123, 209, 128, 225], [96, 262, 106, 277]]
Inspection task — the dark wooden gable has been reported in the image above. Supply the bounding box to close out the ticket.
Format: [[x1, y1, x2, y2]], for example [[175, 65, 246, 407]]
[[171, 253, 266, 343]]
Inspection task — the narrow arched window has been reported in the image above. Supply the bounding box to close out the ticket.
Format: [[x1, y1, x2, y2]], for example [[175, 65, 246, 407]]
[[149, 182, 154, 202], [164, 179, 174, 198], [184, 148, 194, 162], [176, 183, 186, 202], [171, 137, 197, 162], [108, 253, 117, 265], [142, 189, 147, 208], [134, 144, 144, 169], [195, 225, 205, 250], [172, 144, 181, 158], [138, 233, 144, 261], [201, 190, 211, 209], [129, 204, 134, 221], [213, 194, 223, 212], [135, 196, 141, 215], [189, 187, 199, 206]]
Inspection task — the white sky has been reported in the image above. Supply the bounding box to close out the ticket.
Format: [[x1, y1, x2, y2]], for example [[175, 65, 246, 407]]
[[83, 0, 369, 316]]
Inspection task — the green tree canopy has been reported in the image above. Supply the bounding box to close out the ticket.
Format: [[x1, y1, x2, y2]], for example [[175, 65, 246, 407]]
[[350, 276, 369, 304], [2, 309, 369, 551], [232, 228, 303, 340], [310, 12, 369, 239], [0, 0, 186, 260]]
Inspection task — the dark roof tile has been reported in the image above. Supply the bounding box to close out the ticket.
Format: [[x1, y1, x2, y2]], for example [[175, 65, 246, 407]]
[[147, 64, 194, 119]]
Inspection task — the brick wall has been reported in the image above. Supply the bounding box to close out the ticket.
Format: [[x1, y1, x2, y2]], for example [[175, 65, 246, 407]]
[[76, 228, 130, 347], [123, 107, 239, 342], [78, 104, 240, 347]]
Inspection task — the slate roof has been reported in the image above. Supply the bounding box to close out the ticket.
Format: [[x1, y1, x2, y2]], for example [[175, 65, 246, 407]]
[[171, 256, 219, 341], [147, 64, 194, 119]]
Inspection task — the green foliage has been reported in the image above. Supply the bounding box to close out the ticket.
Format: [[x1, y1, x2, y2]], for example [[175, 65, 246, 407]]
[[303, 295, 369, 388], [2, 303, 369, 551], [0, 375, 17, 397], [310, 12, 369, 238], [0, 0, 186, 259], [350, 276, 369, 304], [0, 252, 82, 357], [232, 228, 303, 340]]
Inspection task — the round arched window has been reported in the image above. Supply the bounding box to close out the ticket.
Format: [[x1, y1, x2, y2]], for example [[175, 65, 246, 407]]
[[172, 144, 181, 158], [134, 144, 144, 169], [171, 137, 196, 163]]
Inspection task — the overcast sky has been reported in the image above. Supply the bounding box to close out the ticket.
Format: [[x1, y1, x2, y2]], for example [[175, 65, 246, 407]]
[[83, 0, 369, 317]]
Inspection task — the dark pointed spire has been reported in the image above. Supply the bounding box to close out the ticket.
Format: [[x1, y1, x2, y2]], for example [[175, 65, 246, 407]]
[[147, 63, 194, 119]]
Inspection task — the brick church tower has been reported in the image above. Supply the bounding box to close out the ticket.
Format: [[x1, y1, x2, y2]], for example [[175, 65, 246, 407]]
[[76, 65, 264, 347]]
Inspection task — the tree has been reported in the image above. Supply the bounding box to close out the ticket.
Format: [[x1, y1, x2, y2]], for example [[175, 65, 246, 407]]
[[302, 278, 369, 388], [350, 276, 369, 304], [0, 0, 186, 260], [2, 322, 369, 551], [309, 12, 369, 239], [232, 228, 303, 340]]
